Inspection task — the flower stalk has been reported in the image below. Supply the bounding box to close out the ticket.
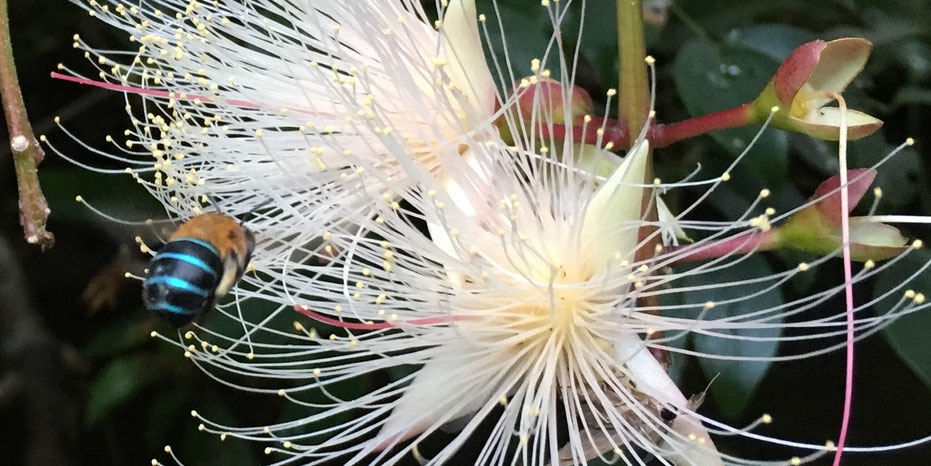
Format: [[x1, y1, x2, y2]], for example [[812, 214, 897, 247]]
[[650, 102, 757, 147], [617, 0, 650, 133], [0, 0, 52, 249]]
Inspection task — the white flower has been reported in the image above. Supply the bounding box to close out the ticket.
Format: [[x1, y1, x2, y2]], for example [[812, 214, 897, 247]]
[[59, 0, 497, 263], [61, 1, 931, 465]]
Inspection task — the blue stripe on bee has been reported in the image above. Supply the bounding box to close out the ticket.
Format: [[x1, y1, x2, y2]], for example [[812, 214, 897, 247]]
[[145, 276, 211, 297], [153, 252, 217, 276], [147, 301, 194, 316], [172, 237, 221, 256]]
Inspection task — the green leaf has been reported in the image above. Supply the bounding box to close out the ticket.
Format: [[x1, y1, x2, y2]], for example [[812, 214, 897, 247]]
[[875, 249, 931, 389], [892, 85, 931, 109], [476, 0, 556, 89], [848, 134, 920, 211], [675, 256, 784, 419], [672, 40, 789, 189], [83, 313, 153, 360], [86, 355, 160, 426], [726, 24, 816, 62]]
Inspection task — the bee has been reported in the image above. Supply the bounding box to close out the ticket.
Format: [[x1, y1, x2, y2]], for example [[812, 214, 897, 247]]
[[143, 213, 255, 327]]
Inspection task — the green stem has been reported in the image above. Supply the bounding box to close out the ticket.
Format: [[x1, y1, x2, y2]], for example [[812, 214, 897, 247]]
[[0, 0, 53, 249], [617, 0, 659, 281], [617, 0, 649, 133]]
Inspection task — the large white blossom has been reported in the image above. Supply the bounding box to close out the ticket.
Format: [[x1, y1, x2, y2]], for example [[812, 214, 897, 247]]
[[58, 0, 931, 465]]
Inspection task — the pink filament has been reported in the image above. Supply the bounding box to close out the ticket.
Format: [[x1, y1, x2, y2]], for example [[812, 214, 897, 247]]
[[832, 94, 854, 466], [51, 71, 259, 109], [294, 305, 466, 330]]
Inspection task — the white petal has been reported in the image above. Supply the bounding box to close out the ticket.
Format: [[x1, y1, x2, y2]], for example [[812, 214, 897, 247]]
[[377, 341, 498, 447], [441, 0, 497, 112], [658, 197, 691, 246], [580, 140, 651, 267], [615, 333, 725, 466]]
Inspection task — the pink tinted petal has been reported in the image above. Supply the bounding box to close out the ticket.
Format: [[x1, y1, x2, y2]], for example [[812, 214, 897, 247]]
[[772, 40, 826, 104], [811, 168, 875, 227]]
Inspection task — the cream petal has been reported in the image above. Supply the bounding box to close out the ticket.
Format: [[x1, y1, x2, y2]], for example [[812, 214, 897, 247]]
[[615, 333, 725, 466], [848, 221, 908, 248], [441, 0, 497, 113], [805, 38, 872, 96], [793, 107, 883, 140], [580, 140, 651, 267], [376, 342, 499, 448]]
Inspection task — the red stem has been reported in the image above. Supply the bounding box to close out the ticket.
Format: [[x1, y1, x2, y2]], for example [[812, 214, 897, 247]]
[[650, 103, 756, 148], [544, 103, 756, 151], [294, 305, 468, 330], [667, 231, 776, 263]]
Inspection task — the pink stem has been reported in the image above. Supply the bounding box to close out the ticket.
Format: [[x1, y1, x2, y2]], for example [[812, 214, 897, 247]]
[[543, 103, 756, 151], [294, 305, 467, 330], [649, 103, 756, 148], [546, 116, 629, 149], [832, 97, 855, 466], [666, 231, 776, 263]]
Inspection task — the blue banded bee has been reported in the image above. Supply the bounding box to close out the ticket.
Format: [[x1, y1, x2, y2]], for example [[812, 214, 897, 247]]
[[143, 213, 255, 327]]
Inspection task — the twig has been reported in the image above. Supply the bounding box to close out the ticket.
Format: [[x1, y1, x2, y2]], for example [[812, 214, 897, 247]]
[[0, 0, 53, 249]]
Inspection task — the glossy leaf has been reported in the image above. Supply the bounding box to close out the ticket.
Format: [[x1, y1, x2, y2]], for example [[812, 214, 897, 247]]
[[672, 40, 789, 189], [675, 257, 784, 419], [875, 249, 931, 390], [86, 356, 160, 425]]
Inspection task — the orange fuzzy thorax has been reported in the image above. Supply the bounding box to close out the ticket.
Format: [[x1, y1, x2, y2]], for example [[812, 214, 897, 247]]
[[171, 213, 248, 259]]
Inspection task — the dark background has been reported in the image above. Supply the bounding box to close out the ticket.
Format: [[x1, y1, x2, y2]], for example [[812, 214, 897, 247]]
[[2, 0, 931, 464]]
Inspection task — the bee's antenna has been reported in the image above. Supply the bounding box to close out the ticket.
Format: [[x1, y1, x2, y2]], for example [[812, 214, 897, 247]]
[[207, 194, 223, 213], [241, 197, 275, 224]]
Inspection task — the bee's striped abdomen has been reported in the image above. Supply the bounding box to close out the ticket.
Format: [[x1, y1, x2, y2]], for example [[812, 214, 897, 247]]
[[143, 238, 224, 327]]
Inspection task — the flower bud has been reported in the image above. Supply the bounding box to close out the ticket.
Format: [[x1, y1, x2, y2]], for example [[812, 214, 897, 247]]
[[512, 77, 594, 125], [776, 169, 907, 260], [755, 38, 882, 141]]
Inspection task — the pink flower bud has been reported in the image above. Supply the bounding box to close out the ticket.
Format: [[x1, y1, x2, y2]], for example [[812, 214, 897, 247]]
[[756, 38, 882, 141], [778, 169, 907, 260], [512, 78, 594, 125]]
